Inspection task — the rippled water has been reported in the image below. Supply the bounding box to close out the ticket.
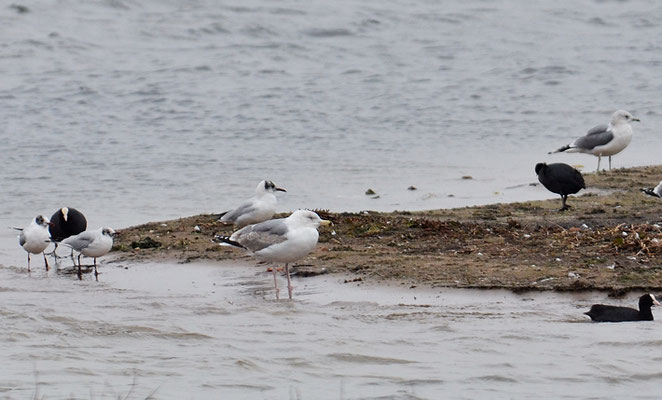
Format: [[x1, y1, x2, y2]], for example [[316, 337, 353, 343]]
[[1, 261, 661, 399], [2, 0, 662, 229], [3, 0, 662, 398]]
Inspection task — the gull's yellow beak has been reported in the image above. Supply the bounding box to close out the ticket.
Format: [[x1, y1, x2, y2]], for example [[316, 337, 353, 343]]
[[320, 219, 331, 226]]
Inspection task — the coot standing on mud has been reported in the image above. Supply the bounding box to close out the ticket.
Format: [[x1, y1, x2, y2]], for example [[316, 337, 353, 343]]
[[535, 162, 586, 211], [585, 294, 660, 322]]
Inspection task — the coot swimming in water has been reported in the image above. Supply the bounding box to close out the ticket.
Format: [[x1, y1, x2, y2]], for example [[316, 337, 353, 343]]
[[585, 294, 660, 322]]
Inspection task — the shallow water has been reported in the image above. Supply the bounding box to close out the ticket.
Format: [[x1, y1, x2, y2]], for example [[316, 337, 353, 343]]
[[1, 260, 661, 399], [3, 0, 662, 398]]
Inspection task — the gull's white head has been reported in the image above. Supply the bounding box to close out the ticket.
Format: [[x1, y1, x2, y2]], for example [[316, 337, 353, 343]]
[[288, 210, 331, 228], [256, 180, 287, 195], [610, 110, 639, 126], [34, 215, 51, 228], [101, 227, 116, 237]]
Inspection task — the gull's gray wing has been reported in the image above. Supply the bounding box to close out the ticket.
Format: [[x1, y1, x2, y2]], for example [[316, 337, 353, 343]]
[[655, 181, 662, 196], [19, 231, 26, 246], [220, 202, 256, 223], [233, 218, 288, 252], [574, 124, 613, 150], [61, 231, 96, 251]]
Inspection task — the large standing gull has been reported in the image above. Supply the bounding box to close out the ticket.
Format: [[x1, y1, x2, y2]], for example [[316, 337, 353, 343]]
[[61, 227, 116, 278], [550, 110, 639, 172], [535, 162, 585, 211], [214, 210, 330, 300], [18, 215, 53, 272], [219, 180, 286, 228]]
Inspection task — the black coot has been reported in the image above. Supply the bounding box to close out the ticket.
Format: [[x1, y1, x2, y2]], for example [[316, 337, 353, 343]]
[[585, 294, 660, 322], [535, 162, 585, 211], [49, 207, 87, 243]]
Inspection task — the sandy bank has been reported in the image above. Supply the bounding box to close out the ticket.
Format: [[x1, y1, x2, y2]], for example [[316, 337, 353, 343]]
[[112, 165, 662, 294]]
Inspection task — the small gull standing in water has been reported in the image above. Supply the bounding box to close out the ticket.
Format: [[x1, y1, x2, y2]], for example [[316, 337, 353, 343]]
[[550, 110, 639, 172], [18, 215, 53, 272], [214, 210, 330, 300], [535, 162, 585, 211], [61, 227, 116, 279], [219, 180, 286, 228], [641, 180, 662, 198]]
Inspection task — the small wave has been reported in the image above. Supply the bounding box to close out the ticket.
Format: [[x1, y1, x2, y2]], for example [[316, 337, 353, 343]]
[[303, 28, 353, 38], [470, 374, 518, 383], [268, 7, 306, 16], [328, 352, 414, 365]]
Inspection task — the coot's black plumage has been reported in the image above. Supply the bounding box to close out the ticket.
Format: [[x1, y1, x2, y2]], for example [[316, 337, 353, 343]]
[[535, 162, 585, 211], [585, 294, 660, 322], [49, 207, 87, 243]]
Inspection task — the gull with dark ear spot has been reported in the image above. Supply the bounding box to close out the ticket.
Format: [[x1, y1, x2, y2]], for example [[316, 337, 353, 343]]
[[18, 215, 53, 272], [48, 207, 87, 256], [214, 210, 330, 300], [641, 180, 662, 198], [585, 294, 660, 322], [219, 180, 287, 228], [535, 162, 585, 211], [61, 227, 116, 279], [550, 110, 639, 172]]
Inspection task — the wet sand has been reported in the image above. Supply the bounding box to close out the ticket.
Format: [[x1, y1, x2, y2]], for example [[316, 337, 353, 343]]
[[112, 165, 662, 294]]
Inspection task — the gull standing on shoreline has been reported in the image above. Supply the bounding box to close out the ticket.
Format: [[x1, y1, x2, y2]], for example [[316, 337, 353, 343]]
[[18, 215, 53, 272], [219, 180, 286, 228], [214, 210, 330, 300], [61, 227, 116, 278], [550, 110, 639, 172]]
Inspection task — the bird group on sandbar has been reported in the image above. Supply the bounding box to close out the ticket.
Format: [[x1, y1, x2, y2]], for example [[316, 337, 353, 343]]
[[15, 207, 115, 280], [12, 109, 660, 319]]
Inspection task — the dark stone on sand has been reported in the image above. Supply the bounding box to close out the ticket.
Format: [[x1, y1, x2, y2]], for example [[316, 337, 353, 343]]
[[131, 237, 162, 249], [365, 189, 376, 195]]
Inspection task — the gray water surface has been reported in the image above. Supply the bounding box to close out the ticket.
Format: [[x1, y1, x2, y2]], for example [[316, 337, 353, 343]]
[[2, 0, 662, 230], [1, 261, 661, 399], [3, 0, 662, 398]]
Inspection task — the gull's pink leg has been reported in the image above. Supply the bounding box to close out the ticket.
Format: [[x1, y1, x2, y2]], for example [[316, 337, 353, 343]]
[[272, 267, 280, 300], [285, 263, 293, 300], [43, 252, 49, 271]]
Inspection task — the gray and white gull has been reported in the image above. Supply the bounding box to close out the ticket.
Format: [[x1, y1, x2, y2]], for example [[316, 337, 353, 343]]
[[550, 110, 639, 172], [219, 180, 286, 228], [61, 227, 116, 278], [18, 215, 52, 272], [214, 210, 330, 300]]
